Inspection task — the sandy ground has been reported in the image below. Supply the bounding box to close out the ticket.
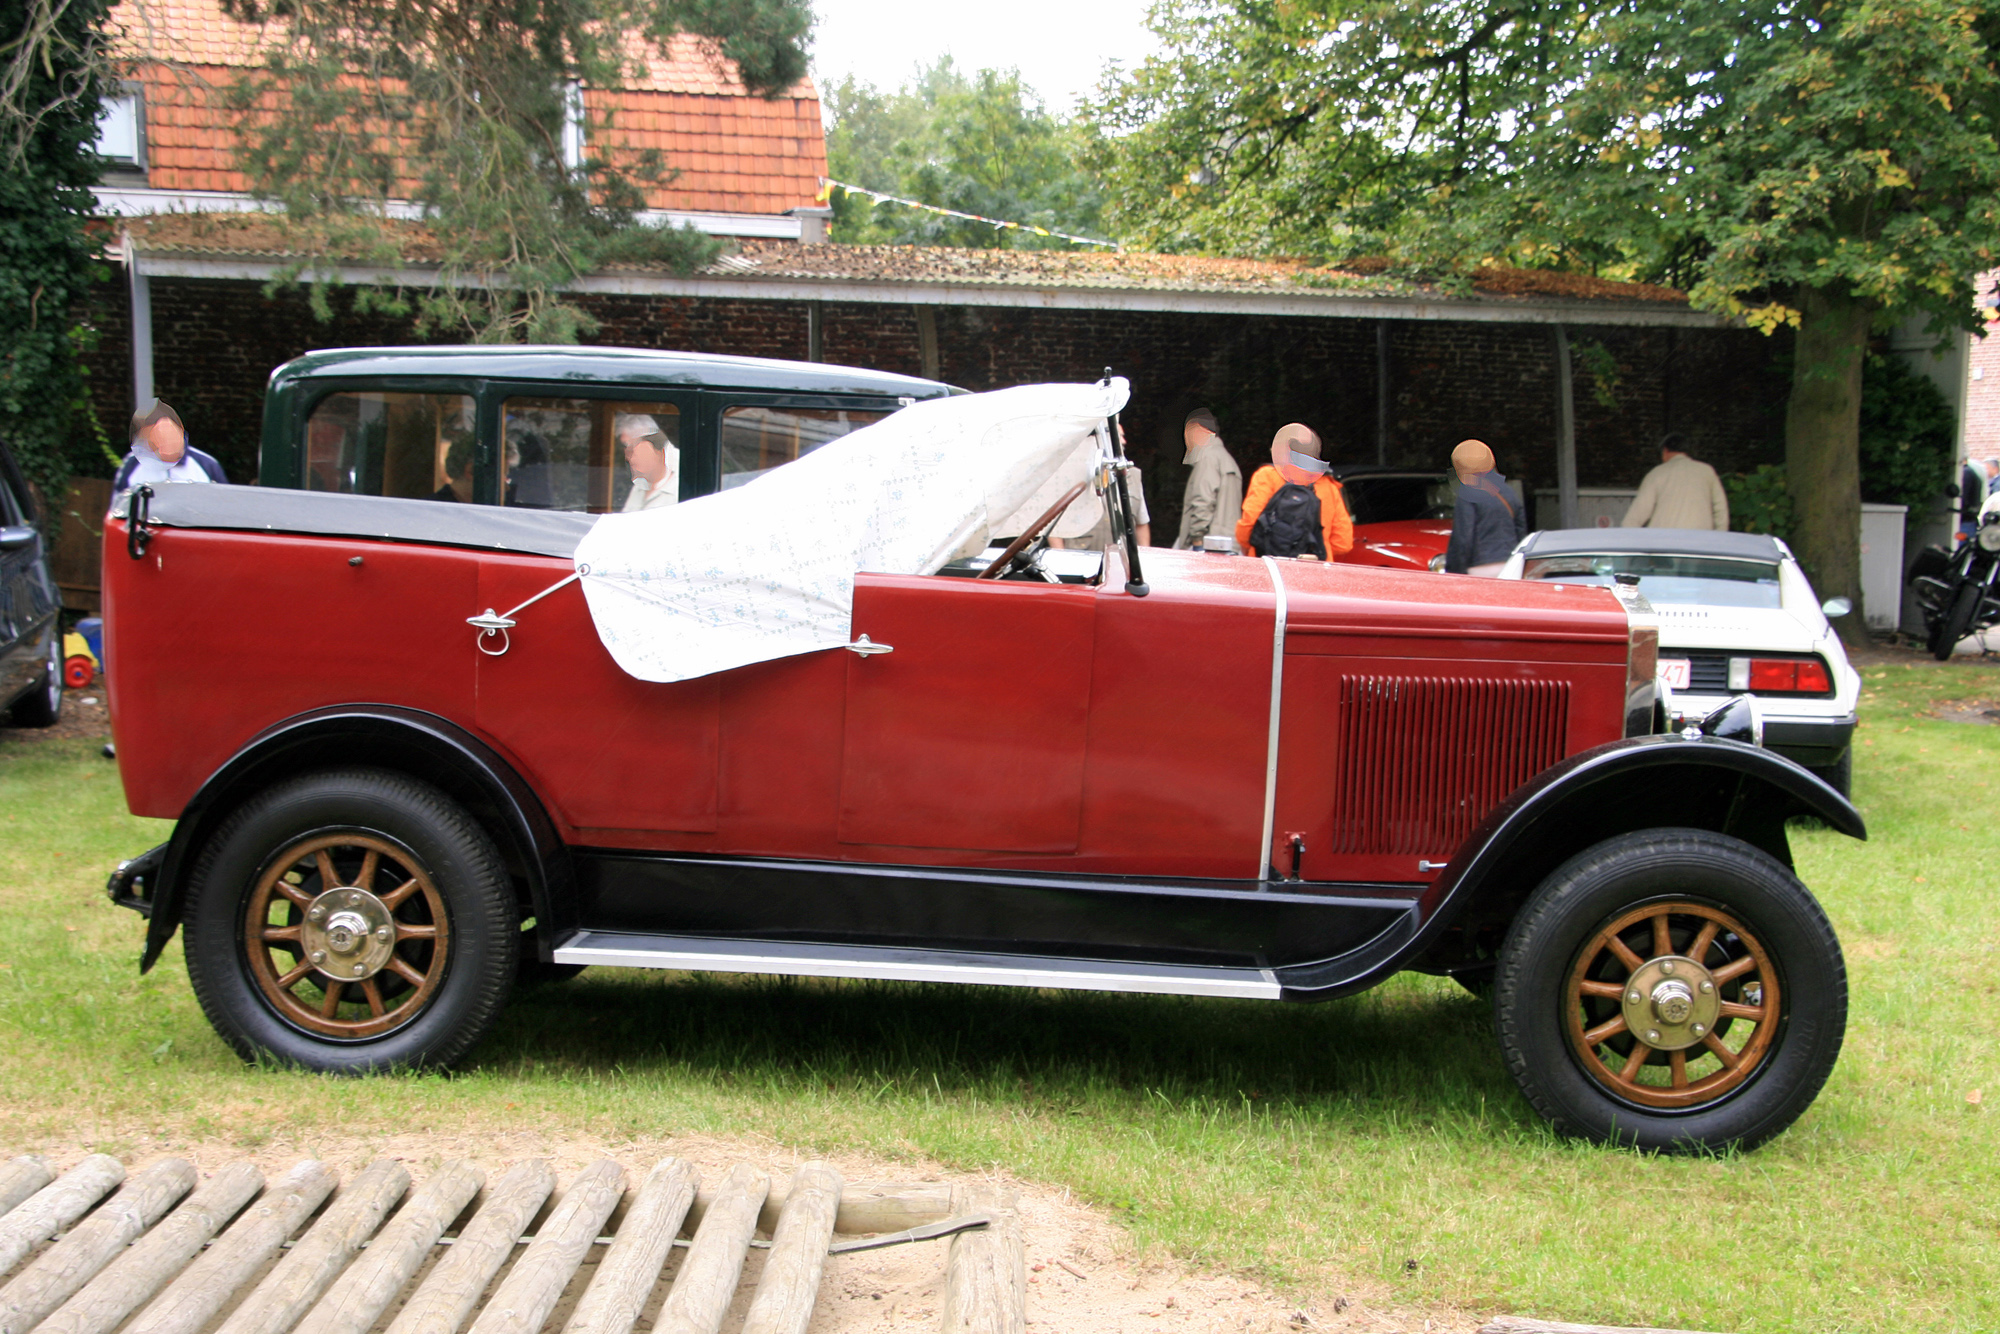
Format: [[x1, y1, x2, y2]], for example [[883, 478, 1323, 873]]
[[5, 1130, 1482, 1334]]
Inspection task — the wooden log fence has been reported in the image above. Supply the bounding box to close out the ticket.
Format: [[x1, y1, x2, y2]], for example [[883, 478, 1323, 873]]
[[0, 1154, 1025, 1334]]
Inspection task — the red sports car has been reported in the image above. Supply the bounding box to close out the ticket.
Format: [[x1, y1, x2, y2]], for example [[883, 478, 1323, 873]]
[[1330, 466, 1456, 571]]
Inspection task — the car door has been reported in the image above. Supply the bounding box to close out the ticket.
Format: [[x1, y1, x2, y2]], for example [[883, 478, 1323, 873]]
[[838, 572, 1095, 855]]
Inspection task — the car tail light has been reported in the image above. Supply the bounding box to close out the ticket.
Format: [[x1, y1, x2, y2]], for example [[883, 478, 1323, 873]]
[[1728, 656, 1834, 695]]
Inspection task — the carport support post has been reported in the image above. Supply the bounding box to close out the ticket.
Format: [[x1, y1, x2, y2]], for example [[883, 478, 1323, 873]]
[[1554, 324, 1579, 529], [806, 300, 823, 363], [1375, 321, 1391, 465], [125, 230, 154, 410]]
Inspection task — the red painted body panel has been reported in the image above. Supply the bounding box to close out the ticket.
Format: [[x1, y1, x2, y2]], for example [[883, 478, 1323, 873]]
[[103, 527, 479, 819], [1336, 519, 1452, 571], [103, 522, 1630, 885]]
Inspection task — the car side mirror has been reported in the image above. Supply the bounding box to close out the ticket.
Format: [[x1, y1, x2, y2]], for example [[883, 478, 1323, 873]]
[[0, 524, 37, 551], [1820, 596, 1852, 618]]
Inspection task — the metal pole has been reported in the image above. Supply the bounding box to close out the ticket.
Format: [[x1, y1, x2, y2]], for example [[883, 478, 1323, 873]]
[[125, 230, 154, 410], [1375, 321, 1390, 465], [1554, 324, 1579, 530], [807, 300, 823, 363]]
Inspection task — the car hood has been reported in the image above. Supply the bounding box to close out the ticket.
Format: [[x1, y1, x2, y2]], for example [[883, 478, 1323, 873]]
[[1343, 519, 1452, 568]]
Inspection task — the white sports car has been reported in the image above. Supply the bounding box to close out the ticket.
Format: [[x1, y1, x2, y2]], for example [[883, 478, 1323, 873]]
[[1498, 529, 1860, 794]]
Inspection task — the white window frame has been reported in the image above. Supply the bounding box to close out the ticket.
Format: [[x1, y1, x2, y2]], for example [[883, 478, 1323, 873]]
[[94, 80, 146, 168]]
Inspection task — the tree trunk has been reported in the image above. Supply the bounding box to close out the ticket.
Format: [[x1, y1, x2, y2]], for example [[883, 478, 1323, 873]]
[[1784, 286, 1870, 643]]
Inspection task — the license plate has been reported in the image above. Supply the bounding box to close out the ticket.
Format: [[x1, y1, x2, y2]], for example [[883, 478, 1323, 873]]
[[1658, 658, 1691, 690]]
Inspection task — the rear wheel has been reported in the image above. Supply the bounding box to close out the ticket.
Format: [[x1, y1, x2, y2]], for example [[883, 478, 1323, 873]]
[[9, 633, 62, 728], [184, 769, 517, 1072], [1494, 829, 1845, 1152]]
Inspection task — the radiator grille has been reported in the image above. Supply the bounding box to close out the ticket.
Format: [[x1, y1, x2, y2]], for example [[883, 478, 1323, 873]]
[[1332, 675, 1571, 856]]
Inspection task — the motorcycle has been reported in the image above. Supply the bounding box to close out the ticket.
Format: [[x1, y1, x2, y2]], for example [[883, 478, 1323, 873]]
[[1910, 504, 2000, 660]]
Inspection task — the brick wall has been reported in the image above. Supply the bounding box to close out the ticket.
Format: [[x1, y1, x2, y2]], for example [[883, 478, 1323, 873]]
[[82, 276, 1791, 543], [1965, 269, 2000, 466]]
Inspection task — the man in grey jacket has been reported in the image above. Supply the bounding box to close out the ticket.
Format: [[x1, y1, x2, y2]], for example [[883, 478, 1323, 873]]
[[1174, 408, 1244, 550]]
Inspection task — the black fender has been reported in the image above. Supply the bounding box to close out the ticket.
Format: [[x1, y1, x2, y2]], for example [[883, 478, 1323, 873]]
[[1274, 734, 1864, 999], [134, 706, 574, 973]]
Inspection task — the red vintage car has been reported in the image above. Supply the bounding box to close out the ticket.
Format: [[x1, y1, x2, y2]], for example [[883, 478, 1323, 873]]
[[102, 412, 1860, 1152]]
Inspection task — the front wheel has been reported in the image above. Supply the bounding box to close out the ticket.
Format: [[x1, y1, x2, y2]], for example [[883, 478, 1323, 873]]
[[183, 769, 518, 1073], [1930, 580, 1981, 659], [1494, 829, 1845, 1152]]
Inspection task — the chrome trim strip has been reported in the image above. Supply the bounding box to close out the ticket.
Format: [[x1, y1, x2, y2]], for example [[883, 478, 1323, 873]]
[[552, 931, 1284, 1000], [1259, 556, 1288, 879]]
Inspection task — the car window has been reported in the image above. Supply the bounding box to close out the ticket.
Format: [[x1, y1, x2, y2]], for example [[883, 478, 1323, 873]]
[[1341, 475, 1454, 525], [501, 398, 682, 513], [0, 468, 23, 526], [306, 393, 476, 500], [1521, 554, 1784, 608], [718, 406, 891, 490]]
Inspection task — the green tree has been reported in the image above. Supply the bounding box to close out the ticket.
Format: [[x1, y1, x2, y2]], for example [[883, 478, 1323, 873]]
[[824, 59, 1106, 248], [0, 0, 112, 510], [220, 0, 811, 342], [1095, 0, 2000, 635]]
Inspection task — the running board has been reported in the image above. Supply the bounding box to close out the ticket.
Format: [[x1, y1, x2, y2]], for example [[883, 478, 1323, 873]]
[[552, 930, 1282, 1000]]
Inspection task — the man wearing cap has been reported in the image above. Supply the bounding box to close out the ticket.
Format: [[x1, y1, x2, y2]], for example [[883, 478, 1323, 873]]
[[1622, 433, 1728, 530], [1235, 423, 1354, 560], [1173, 408, 1244, 550], [1443, 439, 1526, 575]]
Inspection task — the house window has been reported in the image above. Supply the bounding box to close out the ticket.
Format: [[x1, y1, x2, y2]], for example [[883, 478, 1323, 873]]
[[94, 83, 144, 167], [560, 80, 585, 171]]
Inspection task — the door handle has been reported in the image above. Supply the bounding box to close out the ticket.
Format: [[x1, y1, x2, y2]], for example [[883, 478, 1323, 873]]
[[844, 634, 893, 657]]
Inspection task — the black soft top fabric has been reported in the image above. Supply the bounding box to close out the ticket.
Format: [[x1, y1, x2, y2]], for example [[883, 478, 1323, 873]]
[[1520, 527, 1783, 562], [124, 484, 593, 559]]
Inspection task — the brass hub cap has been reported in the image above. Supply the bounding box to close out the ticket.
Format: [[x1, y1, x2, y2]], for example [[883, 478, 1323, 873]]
[[1566, 901, 1781, 1110], [301, 888, 398, 981], [244, 833, 450, 1039]]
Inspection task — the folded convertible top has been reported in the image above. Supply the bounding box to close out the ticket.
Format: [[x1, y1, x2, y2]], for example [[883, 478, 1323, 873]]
[[120, 484, 596, 560]]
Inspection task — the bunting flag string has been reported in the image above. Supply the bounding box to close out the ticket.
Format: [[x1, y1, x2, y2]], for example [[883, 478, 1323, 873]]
[[817, 178, 1117, 250]]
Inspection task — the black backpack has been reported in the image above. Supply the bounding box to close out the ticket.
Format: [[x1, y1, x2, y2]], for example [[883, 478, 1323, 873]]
[[1248, 481, 1326, 559]]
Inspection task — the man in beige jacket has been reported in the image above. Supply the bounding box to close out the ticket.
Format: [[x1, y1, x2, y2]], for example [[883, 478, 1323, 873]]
[[1174, 408, 1245, 549], [1622, 434, 1730, 529]]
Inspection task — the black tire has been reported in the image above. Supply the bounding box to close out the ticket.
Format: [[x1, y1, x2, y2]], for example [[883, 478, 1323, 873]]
[[9, 631, 62, 728], [183, 768, 517, 1073], [1930, 580, 1980, 659], [1807, 748, 1852, 798], [1493, 828, 1845, 1153]]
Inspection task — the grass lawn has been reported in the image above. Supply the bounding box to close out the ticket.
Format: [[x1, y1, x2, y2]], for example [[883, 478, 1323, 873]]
[[2, 651, 1997, 1332]]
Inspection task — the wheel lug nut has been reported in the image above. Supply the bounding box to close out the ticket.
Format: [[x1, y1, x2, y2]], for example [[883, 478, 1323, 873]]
[[308, 907, 325, 922], [309, 950, 326, 964], [1700, 980, 1713, 993], [1629, 991, 1642, 1003], [1692, 1023, 1706, 1036], [351, 964, 365, 976], [1646, 1029, 1662, 1043], [1662, 961, 1675, 974], [376, 926, 392, 941]]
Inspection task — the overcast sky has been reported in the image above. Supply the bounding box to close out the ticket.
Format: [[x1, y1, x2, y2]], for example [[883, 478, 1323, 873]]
[[808, 0, 1160, 113]]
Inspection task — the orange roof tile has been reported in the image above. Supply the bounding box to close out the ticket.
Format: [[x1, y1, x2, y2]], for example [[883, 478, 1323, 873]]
[[111, 0, 824, 215]]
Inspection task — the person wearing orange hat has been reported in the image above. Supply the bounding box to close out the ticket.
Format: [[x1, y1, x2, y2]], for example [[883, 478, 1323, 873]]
[[1235, 424, 1353, 560], [1442, 438, 1526, 575]]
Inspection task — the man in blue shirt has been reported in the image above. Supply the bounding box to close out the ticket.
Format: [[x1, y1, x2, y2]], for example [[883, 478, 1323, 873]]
[[113, 401, 228, 494]]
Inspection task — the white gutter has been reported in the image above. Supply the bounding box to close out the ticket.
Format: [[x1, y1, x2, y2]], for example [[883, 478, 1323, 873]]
[[92, 185, 804, 240]]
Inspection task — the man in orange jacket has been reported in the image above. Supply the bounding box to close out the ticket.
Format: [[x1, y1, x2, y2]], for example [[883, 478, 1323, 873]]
[[1236, 423, 1354, 559]]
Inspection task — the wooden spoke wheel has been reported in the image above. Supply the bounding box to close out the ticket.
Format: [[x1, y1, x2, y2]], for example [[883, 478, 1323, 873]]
[[185, 768, 517, 1074], [1565, 901, 1779, 1111], [245, 833, 451, 1039], [1494, 829, 1846, 1153]]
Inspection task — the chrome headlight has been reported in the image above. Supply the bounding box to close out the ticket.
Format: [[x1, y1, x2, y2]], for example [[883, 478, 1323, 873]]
[[1978, 519, 2000, 553], [1428, 554, 1448, 572]]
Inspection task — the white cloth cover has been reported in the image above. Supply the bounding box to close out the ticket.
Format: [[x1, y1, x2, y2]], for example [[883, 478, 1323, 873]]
[[574, 379, 1129, 683]]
